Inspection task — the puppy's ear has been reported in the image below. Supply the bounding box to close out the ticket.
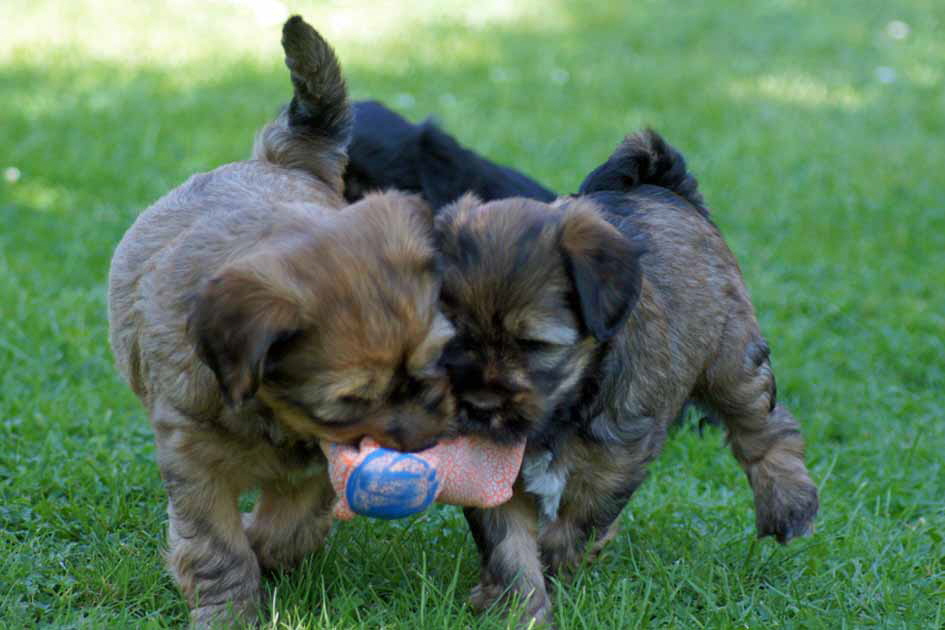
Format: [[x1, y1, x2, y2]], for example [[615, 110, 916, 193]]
[[398, 191, 435, 231], [432, 192, 482, 257], [559, 202, 644, 341], [416, 123, 484, 209], [188, 268, 301, 406]]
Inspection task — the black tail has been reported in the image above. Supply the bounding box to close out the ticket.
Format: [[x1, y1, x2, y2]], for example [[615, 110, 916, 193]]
[[579, 129, 707, 216], [253, 16, 351, 189]]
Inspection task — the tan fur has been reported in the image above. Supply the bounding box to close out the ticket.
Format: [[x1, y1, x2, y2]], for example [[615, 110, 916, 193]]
[[107, 17, 455, 625], [109, 148, 453, 625]]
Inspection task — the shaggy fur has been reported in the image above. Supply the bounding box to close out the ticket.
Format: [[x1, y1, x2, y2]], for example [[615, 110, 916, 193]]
[[435, 130, 819, 625], [344, 100, 556, 208], [107, 17, 455, 626]]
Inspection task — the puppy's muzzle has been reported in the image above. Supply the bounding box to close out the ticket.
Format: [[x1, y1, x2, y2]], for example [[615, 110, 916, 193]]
[[461, 390, 505, 412]]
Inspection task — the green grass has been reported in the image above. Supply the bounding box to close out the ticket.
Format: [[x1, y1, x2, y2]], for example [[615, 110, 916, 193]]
[[2, 0, 943, 627]]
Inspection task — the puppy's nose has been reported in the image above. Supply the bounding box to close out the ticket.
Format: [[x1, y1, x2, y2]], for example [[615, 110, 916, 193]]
[[461, 390, 504, 411]]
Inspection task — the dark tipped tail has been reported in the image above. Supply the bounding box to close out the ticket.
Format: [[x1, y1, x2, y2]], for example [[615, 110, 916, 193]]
[[281, 15, 351, 147], [579, 129, 707, 216], [253, 16, 352, 191]]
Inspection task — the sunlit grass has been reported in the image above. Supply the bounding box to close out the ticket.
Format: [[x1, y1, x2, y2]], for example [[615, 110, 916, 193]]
[[728, 72, 868, 109], [2, 0, 944, 628], [0, 0, 569, 69]]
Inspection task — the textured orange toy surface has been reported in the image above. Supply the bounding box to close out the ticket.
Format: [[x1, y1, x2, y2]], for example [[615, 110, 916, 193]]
[[322, 436, 526, 520]]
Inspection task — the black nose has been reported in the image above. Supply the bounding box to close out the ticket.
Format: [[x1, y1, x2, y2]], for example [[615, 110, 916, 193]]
[[461, 390, 504, 411]]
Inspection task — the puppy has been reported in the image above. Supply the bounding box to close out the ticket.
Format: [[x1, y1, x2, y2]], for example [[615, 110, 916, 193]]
[[107, 17, 455, 626], [344, 100, 556, 208], [434, 130, 819, 624]]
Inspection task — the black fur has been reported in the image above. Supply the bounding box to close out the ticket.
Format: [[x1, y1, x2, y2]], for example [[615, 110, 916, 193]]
[[415, 123, 556, 208], [579, 129, 708, 217], [345, 100, 555, 208], [561, 221, 644, 342]]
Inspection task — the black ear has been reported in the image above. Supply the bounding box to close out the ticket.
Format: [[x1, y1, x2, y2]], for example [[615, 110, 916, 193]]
[[188, 268, 301, 406], [416, 122, 487, 209], [559, 204, 644, 341]]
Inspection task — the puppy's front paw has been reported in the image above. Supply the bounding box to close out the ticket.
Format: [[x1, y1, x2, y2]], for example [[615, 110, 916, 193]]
[[469, 579, 502, 613], [541, 543, 582, 578], [470, 581, 554, 628], [191, 600, 258, 629], [519, 594, 554, 629]]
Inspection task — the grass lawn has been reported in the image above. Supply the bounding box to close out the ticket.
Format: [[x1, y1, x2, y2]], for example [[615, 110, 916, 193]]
[[2, 1, 943, 627]]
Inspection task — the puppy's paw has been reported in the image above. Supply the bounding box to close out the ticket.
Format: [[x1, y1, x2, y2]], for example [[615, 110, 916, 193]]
[[541, 544, 582, 578], [191, 599, 258, 629], [540, 519, 619, 577], [520, 594, 555, 629], [242, 511, 332, 573], [755, 477, 819, 544], [587, 520, 620, 560], [469, 580, 503, 613], [470, 581, 554, 628]]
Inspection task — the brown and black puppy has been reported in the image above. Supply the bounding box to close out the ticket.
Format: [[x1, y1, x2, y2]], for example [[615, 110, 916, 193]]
[[108, 17, 455, 626], [434, 130, 819, 625]]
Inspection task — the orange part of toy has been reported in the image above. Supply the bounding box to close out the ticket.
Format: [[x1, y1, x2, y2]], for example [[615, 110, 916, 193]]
[[322, 436, 526, 520]]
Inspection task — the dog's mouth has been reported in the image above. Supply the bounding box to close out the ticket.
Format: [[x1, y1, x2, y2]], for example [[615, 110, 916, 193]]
[[456, 402, 539, 444], [377, 432, 442, 454]]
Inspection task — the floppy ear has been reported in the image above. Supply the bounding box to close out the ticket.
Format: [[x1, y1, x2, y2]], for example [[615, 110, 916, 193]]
[[188, 268, 301, 406], [559, 203, 644, 341]]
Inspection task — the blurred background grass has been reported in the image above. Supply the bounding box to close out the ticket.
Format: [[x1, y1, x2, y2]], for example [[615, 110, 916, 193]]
[[1, 1, 943, 627]]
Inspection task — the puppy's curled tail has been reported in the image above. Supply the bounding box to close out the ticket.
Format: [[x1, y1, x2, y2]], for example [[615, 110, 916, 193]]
[[254, 16, 352, 190], [579, 129, 708, 216]]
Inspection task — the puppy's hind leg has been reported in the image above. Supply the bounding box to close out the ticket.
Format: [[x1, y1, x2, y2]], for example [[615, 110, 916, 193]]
[[700, 317, 819, 544]]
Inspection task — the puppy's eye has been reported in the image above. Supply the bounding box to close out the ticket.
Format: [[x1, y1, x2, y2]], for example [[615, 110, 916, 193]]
[[423, 388, 446, 411], [440, 337, 472, 367], [517, 338, 553, 352], [439, 289, 457, 310], [418, 365, 446, 381], [338, 395, 371, 407]]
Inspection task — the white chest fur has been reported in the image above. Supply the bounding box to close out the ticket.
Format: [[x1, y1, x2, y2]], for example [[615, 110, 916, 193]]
[[521, 451, 568, 523]]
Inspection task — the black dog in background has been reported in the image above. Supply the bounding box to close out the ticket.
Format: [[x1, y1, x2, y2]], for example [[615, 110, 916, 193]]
[[344, 100, 555, 207]]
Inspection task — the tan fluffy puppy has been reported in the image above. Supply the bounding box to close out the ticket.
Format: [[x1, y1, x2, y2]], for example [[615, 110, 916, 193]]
[[108, 17, 455, 626]]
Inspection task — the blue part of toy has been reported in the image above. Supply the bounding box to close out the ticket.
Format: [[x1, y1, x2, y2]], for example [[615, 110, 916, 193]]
[[346, 449, 440, 519]]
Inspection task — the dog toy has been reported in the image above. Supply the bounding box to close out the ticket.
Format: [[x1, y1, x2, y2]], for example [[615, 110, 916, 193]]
[[321, 436, 526, 520]]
